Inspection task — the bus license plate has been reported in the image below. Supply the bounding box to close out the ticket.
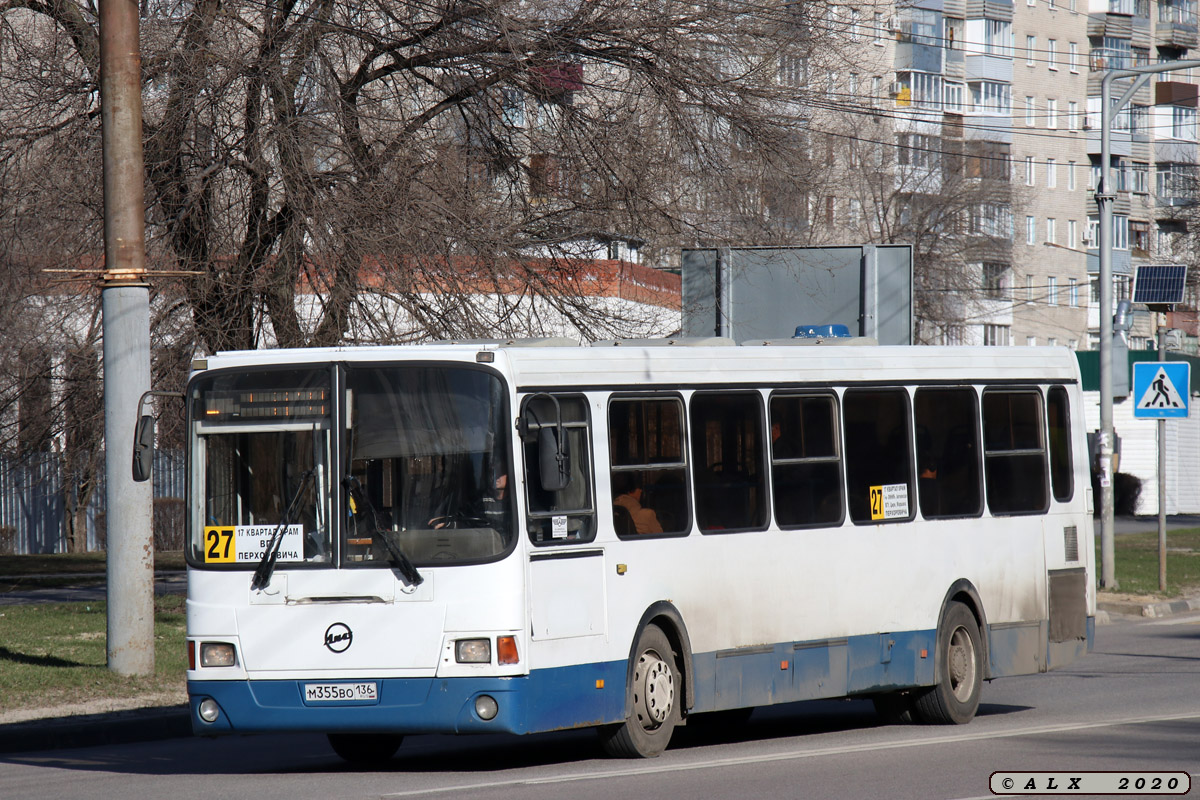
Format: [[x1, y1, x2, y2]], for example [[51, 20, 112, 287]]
[[304, 682, 378, 703]]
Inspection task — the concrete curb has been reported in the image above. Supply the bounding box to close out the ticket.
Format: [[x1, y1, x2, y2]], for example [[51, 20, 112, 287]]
[[0, 705, 191, 754], [1097, 596, 1200, 620]]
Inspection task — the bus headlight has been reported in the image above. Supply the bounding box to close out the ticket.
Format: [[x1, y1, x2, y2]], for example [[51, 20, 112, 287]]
[[200, 642, 237, 667], [455, 638, 491, 663]]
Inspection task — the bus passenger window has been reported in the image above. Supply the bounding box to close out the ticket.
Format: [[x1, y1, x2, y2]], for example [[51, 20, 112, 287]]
[[521, 394, 596, 544], [609, 397, 690, 537], [983, 390, 1048, 515], [689, 392, 768, 533], [1047, 387, 1073, 503], [843, 389, 914, 524], [769, 393, 844, 528], [913, 388, 982, 519]]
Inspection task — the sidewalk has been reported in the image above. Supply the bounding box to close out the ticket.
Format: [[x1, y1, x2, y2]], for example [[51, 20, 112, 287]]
[[0, 705, 191, 755]]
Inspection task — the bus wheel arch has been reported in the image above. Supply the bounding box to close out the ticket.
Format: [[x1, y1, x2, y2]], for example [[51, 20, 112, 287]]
[[937, 579, 990, 681], [600, 603, 694, 757]]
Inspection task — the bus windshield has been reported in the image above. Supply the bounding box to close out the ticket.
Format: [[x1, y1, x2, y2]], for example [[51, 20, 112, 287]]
[[188, 368, 334, 567], [187, 363, 514, 570], [344, 365, 514, 566]]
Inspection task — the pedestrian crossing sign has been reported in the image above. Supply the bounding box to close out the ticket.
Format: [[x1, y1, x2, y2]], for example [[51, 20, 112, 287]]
[[1133, 362, 1190, 419]]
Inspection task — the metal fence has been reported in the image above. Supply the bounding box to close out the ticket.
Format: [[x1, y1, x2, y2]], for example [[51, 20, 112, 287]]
[[0, 450, 185, 554]]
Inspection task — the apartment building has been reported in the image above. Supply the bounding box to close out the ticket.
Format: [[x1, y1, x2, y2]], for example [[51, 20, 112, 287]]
[[882, 0, 1198, 349]]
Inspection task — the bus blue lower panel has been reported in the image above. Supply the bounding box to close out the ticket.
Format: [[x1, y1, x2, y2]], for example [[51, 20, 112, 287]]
[[189, 619, 1092, 736]]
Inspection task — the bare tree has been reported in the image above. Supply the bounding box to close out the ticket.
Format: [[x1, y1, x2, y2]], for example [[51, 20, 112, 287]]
[[1, 0, 850, 353]]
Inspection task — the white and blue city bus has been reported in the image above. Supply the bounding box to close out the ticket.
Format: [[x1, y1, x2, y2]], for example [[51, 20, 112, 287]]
[[177, 337, 1095, 761]]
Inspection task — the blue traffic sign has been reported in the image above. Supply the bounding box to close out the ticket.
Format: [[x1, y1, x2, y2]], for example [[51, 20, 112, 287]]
[[1133, 362, 1190, 419]]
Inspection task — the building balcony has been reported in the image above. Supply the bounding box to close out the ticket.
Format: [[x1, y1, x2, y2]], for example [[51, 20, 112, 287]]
[[962, 113, 1012, 144], [964, 53, 1013, 82], [1087, 248, 1132, 275], [1087, 128, 1132, 156]]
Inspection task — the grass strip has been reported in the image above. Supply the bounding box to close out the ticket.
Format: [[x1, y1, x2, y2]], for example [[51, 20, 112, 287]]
[[0, 594, 187, 714], [1098, 528, 1200, 598]]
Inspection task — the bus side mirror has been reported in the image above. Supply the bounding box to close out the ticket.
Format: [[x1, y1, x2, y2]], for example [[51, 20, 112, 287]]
[[538, 426, 571, 492], [132, 414, 155, 482]]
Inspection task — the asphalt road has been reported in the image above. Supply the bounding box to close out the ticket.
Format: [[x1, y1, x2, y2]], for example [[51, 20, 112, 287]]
[[1, 610, 1197, 800]]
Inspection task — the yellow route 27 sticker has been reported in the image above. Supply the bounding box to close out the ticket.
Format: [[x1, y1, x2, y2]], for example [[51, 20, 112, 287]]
[[203, 525, 304, 563], [869, 484, 909, 520]]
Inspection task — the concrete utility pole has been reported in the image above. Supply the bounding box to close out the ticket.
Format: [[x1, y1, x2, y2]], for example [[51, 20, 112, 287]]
[[1098, 59, 1200, 590], [100, 0, 154, 675]]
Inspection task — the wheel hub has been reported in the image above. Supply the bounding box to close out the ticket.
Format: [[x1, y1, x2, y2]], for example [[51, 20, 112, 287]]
[[634, 650, 675, 729], [947, 627, 976, 702]]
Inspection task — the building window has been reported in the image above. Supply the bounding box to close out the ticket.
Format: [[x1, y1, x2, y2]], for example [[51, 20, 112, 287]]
[[945, 80, 966, 113], [1047, 98, 1058, 129], [1027, 35, 1037, 66], [971, 81, 1012, 114], [1047, 158, 1058, 187], [1027, 275, 1036, 302], [1096, 37, 1131, 70], [983, 262, 1010, 298], [984, 324, 1012, 346], [1068, 161, 1076, 190], [1048, 39, 1058, 69], [1068, 219, 1078, 248], [1068, 100, 1079, 131], [1026, 215, 1036, 244], [1069, 41, 1079, 72], [1114, 214, 1129, 250], [1132, 162, 1149, 193], [1025, 156, 1035, 185], [1131, 220, 1151, 252], [1027, 336, 1037, 347], [1069, 278, 1079, 307], [1171, 106, 1197, 141], [1047, 217, 1057, 244], [1025, 96, 1036, 126], [1048, 276, 1058, 305]]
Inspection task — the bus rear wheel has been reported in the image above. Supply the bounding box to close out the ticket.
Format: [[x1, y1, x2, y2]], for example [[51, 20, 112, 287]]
[[599, 624, 679, 758], [327, 733, 403, 765], [912, 601, 982, 725]]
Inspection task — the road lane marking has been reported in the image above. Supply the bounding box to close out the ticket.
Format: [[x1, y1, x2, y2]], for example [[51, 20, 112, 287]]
[[381, 710, 1200, 797]]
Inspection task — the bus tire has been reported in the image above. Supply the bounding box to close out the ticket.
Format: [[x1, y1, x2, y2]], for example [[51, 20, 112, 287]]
[[327, 733, 403, 764], [599, 624, 680, 757], [912, 601, 982, 725]]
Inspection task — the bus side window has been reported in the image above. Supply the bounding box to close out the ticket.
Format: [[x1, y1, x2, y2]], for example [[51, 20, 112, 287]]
[[843, 388, 914, 524], [769, 393, 844, 528], [689, 392, 769, 533], [913, 388, 982, 519], [982, 390, 1049, 515], [521, 394, 596, 544], [1047, 386, 1074, 503], [609, 396, 690, 537]]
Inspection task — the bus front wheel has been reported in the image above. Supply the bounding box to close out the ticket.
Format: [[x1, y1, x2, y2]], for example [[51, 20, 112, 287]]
[[327, 733, 403, 765], [912, 601, 982, 725], [599, 624, 680, 757]]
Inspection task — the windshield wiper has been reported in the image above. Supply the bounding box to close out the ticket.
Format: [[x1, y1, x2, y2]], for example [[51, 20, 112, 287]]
[[251, 469, 315, 591], [343, 476, 424, 587]]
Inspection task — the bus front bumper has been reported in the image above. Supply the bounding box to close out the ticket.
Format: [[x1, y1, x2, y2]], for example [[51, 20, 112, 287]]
[[188, 663, 626, 737]]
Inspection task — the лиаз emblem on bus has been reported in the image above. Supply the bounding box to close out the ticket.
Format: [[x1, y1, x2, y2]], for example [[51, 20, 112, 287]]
[[869, 484, 909, 520], [203, 525, 305, 563]]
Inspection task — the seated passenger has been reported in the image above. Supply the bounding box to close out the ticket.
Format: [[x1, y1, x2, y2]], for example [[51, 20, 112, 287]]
[[612, 473, 663, 534]]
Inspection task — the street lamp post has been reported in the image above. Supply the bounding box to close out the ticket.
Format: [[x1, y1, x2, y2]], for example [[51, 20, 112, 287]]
[[1097, 60, 1200, 589]]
